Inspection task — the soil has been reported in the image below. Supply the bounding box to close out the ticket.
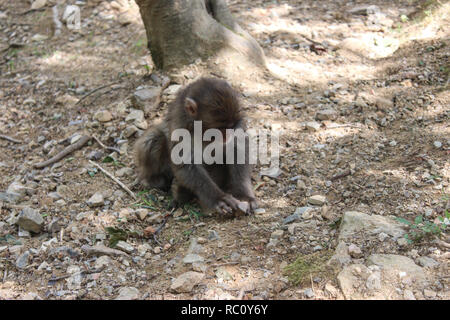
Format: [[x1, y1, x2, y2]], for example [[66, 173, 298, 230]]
[[0, 0, 448, 300]]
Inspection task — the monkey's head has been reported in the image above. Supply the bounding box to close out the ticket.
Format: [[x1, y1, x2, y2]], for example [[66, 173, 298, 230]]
[[181, 78, 244, 142]]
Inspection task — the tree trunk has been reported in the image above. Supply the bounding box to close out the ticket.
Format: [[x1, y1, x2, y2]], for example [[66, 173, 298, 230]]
[[135, 0, 266, 70]]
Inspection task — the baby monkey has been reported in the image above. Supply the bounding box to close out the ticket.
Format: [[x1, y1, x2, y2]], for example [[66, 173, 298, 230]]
[[135, 77, 258, 215]]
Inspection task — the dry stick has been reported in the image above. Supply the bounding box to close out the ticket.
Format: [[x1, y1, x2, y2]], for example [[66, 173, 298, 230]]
[[88, 160, 137, 200], [330, 169, 352, 181], [75, 81, 120, 106], [0, 134, 22, 144], [34, 135, 91, 169], [211, 262, 240, 268], [92, 135, 121, 154], [49, 265, 106, 282]]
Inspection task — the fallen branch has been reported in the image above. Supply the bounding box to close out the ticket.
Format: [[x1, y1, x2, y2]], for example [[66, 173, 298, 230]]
[[0, 134, 22, 144], [92, 135, 121, 154], [34, 135, 91, 169], [75, 81, 120, 106], [88, 160, 137, 200]]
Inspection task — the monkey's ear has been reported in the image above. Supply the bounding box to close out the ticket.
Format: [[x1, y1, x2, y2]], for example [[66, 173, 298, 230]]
[[185, 98, 198, 117]]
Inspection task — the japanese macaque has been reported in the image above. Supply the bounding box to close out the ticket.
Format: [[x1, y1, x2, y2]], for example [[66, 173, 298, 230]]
[[135, 77, 258, 214]]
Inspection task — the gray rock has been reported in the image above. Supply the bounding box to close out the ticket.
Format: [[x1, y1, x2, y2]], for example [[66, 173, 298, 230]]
[[116, 241, 134, 254], [18, 227, 31, 238], [164, 84, 181, 96], [284, 207, 314, 224], [417, 256, 438, 268], [94, 110, 112, 122], [115, 287, 140, 300], [192, 262, 207, 273], [315, 109, 337, 121], [367, 254, 426, 283], [397, 238, 408, 247], [86, 192, 104, 207], [216, 267, 233, 281], [348, 244, 362, 258], [133, 87, 161, 110], [208, 230, 220, 241], [403, 289, 416, 300], [271, 230, 284, 239], [123, 125, 138, 138], [304, 288, 315, 298], [170, 272, 204, 293], [230, 251, 241, 262], [338, 211, 405, 242], [305, 121, 321, 132], [365, 271, 382, 290], [308, 195, 326, 206], [337, 264, 371, 299], [338, 35, 399, 59], [16, 207, 44, 233], [423, 289, 436, 299], [16, 250, 30, 269], [433, 141, 442, 148], [182, 253, 205, 264], [47, 218, 61, 234], [348, 4, 380, 15], [328, 241, 351, 267], [125, 109, 144, 123], [115, 167, 133, 177]]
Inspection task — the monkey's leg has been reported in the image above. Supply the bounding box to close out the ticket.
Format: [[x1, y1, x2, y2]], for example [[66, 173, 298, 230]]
[[172, 164, 241, 214], [226, 135, 258, 213], [171, 179, 195, 207]]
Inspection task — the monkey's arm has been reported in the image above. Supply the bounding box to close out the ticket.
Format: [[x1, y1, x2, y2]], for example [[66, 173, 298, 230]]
[[226, 133, 258, 211], [172, 164, 240, 214]]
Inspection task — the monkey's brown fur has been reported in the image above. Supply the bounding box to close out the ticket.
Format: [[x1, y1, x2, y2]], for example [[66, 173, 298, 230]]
[[135, 77, 257, 214]]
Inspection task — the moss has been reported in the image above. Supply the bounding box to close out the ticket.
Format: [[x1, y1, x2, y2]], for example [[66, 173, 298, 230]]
[[283, 250, 335, 286]]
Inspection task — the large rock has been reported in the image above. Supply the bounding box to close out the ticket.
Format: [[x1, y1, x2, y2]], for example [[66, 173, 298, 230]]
[[170, 272, 204, 293], [86, 192, 104, 208], [339, 254, 430, 299], [338, 35, 399, 59], [16, 207, 44, 233], [367, 254, 427, 284], [132, 87, 161, 111], [338, 211, 405, 242]]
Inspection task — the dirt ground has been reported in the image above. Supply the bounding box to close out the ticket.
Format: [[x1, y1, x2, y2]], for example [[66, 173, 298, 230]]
[[0, 0, 449, 300]]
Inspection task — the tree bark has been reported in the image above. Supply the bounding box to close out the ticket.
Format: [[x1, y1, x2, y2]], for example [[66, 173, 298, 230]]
[[135, 0, 266, 70]]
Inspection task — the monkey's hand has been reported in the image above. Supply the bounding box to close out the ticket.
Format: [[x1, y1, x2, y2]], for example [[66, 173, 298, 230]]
[[248, 198, 259, 214], [215, 193, 241, 215]]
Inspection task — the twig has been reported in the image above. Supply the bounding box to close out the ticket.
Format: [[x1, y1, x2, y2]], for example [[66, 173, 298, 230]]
[[211, 262, 240, 268], [92, 135, 121, 154], [48, 265, 106, 283], [34, 135, 91, 169], [330, 169, 352, 181], [88, 160, 137, 200], [0, 134, 22, 144], [152, 209, 174, 245], [75, 81, 120, 106]]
